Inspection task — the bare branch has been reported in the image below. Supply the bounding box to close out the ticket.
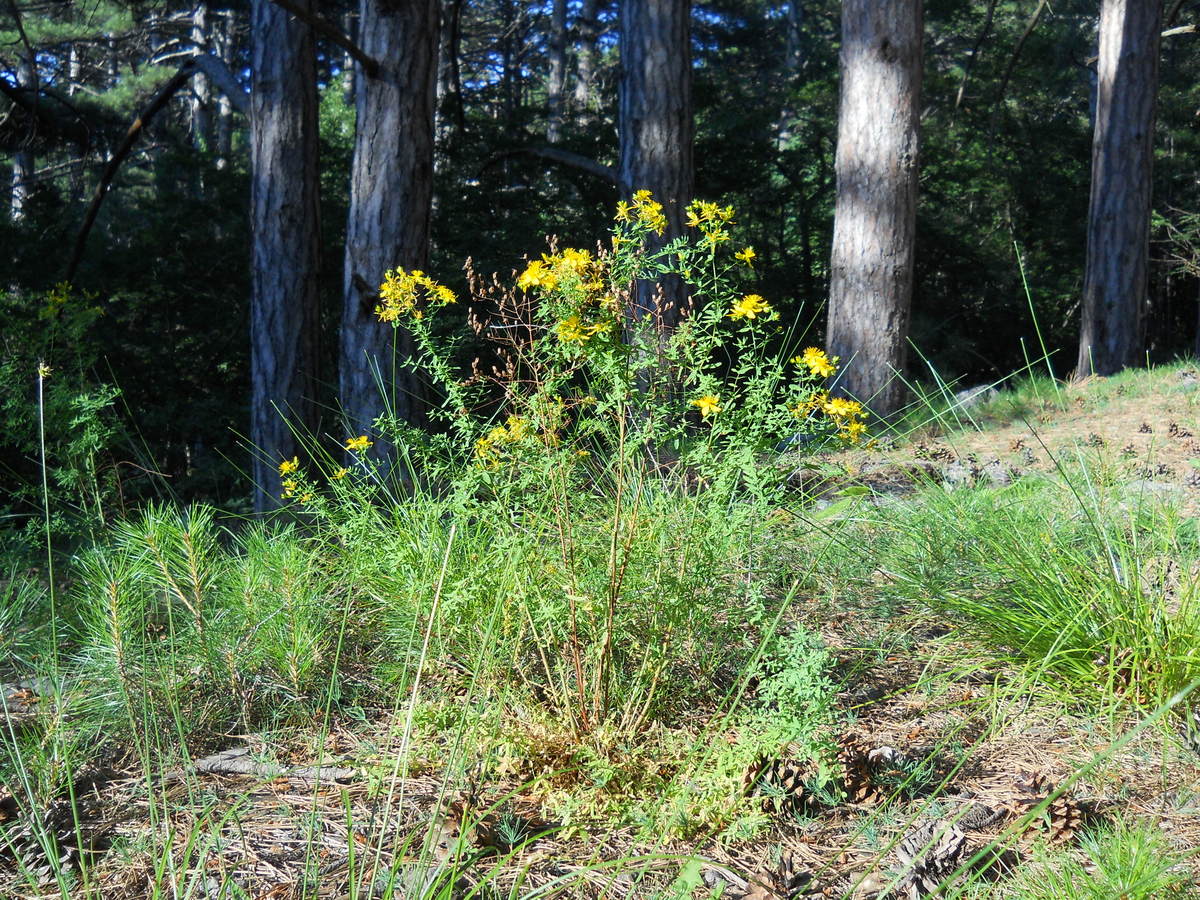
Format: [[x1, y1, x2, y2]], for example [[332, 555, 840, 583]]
[[190, 53, 249, 115], [66, 63, 200, 282], [483, 146, 622, 189]]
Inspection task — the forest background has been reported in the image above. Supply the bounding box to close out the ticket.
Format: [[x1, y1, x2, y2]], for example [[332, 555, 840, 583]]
[[2, 0, 1200, 539]]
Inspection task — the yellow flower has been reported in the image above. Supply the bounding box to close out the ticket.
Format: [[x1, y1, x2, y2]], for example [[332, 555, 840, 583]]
[[796, 347, 838, 378], [690, 395, 722, 418], [630, 189, 667, 235], [839, 420, 869, 443], [299, 492, 314, 504], [505, 415, 531, 441], [823, 396, 865, 419], [729, 294, 771, 321], [281, 477, 298, 499], [278, 456, 299, 475], [332, 467, 349, 481], [556, 314, 590, 343], [558, 248, 593, 275], [37, 362, 52, 379], [345, 435, 373, 452], [615, 200, 632, 222], [735, 247, 756, 266], [517, 259, 559, 292], [377, 267, 455, 321]]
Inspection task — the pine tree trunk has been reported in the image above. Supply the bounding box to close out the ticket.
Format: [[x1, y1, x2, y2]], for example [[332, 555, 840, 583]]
[[1076, 0, 1162, 376], [547, 0, 567, 142], [249, 0, 321, 512], [826, 0, 922, 418], [573, 0, 600, 115], [618, 0, 693, 327], [436, 0, 464, 146], [190, 4, 211, 152], [11, 58, 34, 221], [215, 12, 235, 168], [340, 0, 438, 441]]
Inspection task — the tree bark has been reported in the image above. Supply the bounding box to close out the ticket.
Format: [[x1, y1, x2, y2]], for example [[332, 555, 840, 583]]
[[573, 0, 601, 115], [11, 56, 35, 221], [547, 0, 568, 142], [190, 4, 211, 152], [249, 0, 322, 512], [1076, 0, 1162, 376], [826, 0, 922, 418], [435, 0, 464, 146], [340, 0, 439, 440], [618, 0, 693, 327]]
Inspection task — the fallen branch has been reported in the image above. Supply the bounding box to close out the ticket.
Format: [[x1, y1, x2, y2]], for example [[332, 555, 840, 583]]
[[191, 747, 357, 783]]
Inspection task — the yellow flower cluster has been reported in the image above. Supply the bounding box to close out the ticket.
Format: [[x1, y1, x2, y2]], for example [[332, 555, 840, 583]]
[[735, 246, 756, 266], [518, 247, 604, 292], [686, 199, 736, 246], [278, 456, 299, 475], [615, 189, 668, 235], [345, 435, 373, 452], [794, 347, 838, 378], [729, 294, 772, 321], [787, 391, 867, 442], [824, 395, 868, 443], [556, 313, 614, 344], [690, 395, 722, 418], [474, 415, 532, 468], [377, 268, 456, 323]]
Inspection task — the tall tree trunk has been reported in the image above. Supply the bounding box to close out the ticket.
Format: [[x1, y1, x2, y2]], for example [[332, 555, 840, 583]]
[[340, 0, 439, 441], [249, 0, 322, 512], [215, 11, 235, 168], [826, 0, 922, 418], [342, 10, 357, 105], [573, 0, 601, 116], [618, 0, 693, 327], [547, 0, 567, 142], [1076, 0, 1162, 376], [435, 0, 464, 146], [11, 57, 35, 221], [190, 4, 211, 151]]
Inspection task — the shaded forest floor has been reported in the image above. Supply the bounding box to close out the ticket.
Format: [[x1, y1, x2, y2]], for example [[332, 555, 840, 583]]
[[6, 363, 1200, 898]]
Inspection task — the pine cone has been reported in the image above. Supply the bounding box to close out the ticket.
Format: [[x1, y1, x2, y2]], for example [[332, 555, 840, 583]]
[[839, 734, 885, 805], [1009, 772, 1085, 844], [711, 850, 825, 900], [746, 754, 820, 815], [0, 798, 81, 882], [895, 821, 967, 898]]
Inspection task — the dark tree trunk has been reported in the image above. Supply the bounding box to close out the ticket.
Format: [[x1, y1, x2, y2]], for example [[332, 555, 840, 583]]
[[1076, 0, 1162, 376], [618, 0, 693, 327], [826, 0, 922, 418], [435, 0, 464, 146], [249, 0, 322, 512], [547, 0, 567, 142], [340, 0, 439, 440]]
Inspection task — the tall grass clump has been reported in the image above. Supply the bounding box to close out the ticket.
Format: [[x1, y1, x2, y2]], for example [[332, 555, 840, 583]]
[[882, 458, 1200, 708]]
